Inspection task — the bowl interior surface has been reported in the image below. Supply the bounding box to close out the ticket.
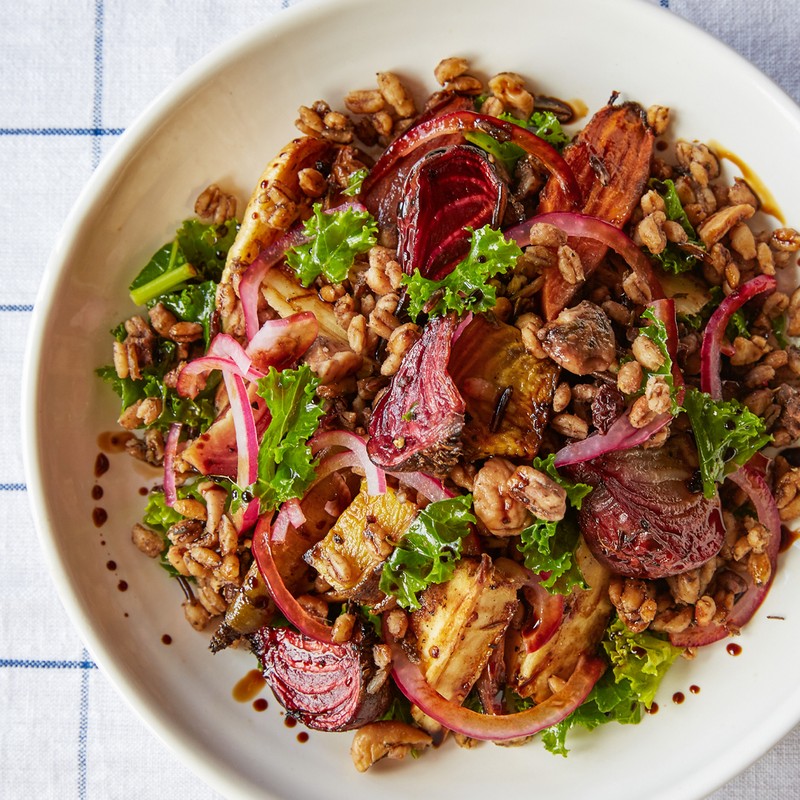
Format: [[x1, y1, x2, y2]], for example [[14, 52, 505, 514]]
[[23, 0, 800, 798]]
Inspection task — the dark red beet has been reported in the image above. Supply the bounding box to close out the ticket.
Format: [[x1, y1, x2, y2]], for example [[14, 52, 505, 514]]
[[367, 313, 464, 472], [362, 94, 474, 246], [251, 625, 389, 732], [571, 445, 725, 579], [397, 144, 506, 280]]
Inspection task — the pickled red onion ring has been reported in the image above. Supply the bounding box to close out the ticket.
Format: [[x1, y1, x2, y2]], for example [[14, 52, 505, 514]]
[[310, 429, 386, 495], [700, 274, 777, 400], [507, 211, 665, 301], [163, 422, 181, 507], [222, 371, 258, 489], [669, 464, 780, 647], [389, 640, 603, 741], [252, 514, 335, 644]]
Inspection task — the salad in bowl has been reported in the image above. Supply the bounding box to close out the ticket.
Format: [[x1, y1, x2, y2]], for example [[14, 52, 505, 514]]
[[97, 55, 800, 771]]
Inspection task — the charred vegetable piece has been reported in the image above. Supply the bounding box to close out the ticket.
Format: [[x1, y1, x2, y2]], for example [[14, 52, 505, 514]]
[[304, 482, 419, 604], [448, 314, 559, 460], [410, 554, 519, 735], [506, 539, 612, 702], [536, 300, 617, 376], [367, 313, 465, 473], [537, 103, 654, 319], [251, 623, 390, 731], [210, 561, 274, 652], [571, 444, 725, 579], [397, 144, 506, 281], [222, 137, 334, 288], [181, 384, 269, 478]]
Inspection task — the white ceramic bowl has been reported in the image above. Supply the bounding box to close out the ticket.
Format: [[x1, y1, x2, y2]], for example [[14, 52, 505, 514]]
[[22, 0, 800, 797]]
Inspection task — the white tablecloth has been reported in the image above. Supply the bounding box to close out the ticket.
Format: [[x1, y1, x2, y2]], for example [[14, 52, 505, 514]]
[[3, 0, 798, 797]]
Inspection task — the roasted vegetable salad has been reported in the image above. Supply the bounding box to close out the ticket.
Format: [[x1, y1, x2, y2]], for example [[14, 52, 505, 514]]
[[100, 58, 800, 770]]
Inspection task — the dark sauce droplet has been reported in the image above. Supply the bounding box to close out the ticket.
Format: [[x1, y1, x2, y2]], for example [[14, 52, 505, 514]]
[[117, 580, 128, 592], [689, 685, 701, 694], [92, 508, 108, 527], [253, 698, 268, 712], [296, 732, 309, 744], [232, 670, 266, 703], [91, 485, 104, 500], [161, 634, 172, 645], [94, 452, 110, 478], [106, 560, 116, 571], [656, 139, 668, 152], [645, 702, 659, 714], [672, 692, 685, 705], [780, 524, 799, 553], [727, 643, 742, 656], [284, 716, 298, 728], [139, 486, 149, 496]]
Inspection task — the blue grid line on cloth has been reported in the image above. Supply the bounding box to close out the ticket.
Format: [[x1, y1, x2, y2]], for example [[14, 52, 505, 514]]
[[0, 128, 123, 136], [78, 647, 91, 800], [92, 0, 105, 171], [661, 0, 670, 8], [0, 657, 97, 670], [0, 305, 34, 311], [0, 483, 26, 491]]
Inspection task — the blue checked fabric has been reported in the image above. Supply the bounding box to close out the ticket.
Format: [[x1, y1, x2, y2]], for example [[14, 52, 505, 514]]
[[2, 1, 798, 797]]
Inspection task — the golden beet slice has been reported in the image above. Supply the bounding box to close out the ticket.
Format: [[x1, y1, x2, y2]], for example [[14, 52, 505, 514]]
[[448, 315, 559, 460]]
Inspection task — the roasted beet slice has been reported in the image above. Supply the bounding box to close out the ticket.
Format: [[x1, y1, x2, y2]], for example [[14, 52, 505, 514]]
[[537, 103, 654, 319], [367, 313, 464, 472], [362, 94, 474, 246], [251, 624, 390, 732], [397, 145, 506, 281], [571, 444, 725, 579]]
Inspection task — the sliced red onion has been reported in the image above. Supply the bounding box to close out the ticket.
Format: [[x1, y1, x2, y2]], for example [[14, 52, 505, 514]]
[[452, 311, 474, 342], [239, 201, 370, 341], [389, 471, 454, 503], [310, 429, 387, 496], [670, 463, 781, 647], [507, 211, 664, 301], [222, 371, 259, 489], [521, 585, 565, 653], [554, 298, 681, 467], [237, 498, 260, 536], [163, 422, 182, 507], [245, 311, 319, 373], [389, 641, 603, 741], [252, 514, 335, 644], [700, 274, 777, 399], [207, 332, 256, 376], [240, 229, 309, 342], [269, 499, 306, 546], [176, 354, 265, 399]]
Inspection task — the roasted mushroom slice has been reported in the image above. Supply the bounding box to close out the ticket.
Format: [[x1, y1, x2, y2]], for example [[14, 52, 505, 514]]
[[506, 539, 612, 702], [350, 721, 433, 772], [409, 554, 519, 736]]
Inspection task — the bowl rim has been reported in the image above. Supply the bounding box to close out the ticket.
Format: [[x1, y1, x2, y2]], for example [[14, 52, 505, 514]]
[[20, 0, 800, 797]]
